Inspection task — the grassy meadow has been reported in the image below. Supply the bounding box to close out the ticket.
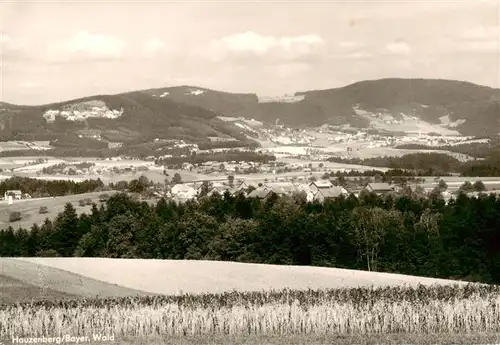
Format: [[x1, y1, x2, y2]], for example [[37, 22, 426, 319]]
[[0, 192, 107, 230]]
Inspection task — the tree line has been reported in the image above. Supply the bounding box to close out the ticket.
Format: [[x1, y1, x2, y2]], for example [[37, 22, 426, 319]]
[[328, 151, 500, 177], [1, 190, 500, 284], [156, 150, 276, 167], [0, 176, 104, 198]]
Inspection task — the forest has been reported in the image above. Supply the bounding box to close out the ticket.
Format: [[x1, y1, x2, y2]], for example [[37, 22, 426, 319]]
[[0, 176, 104, 198], [1, 189, 499, 284], [328, 151, 500, 176]]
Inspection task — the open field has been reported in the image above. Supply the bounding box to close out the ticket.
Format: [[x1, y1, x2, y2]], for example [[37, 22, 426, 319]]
[[0, 258, 496, 344], [0, 141, 52, 152], [263, 143, 475, 162], [0, 267, 495, 344], [0, 192, 110, 230], [0, 259, 151, 304], [12, 166, 202, 183], [0, 156, 63, 171], [12, 258, 467, 295]]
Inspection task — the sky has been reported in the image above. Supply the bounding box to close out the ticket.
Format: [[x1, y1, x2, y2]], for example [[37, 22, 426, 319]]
[[1, 0, 499, 105]]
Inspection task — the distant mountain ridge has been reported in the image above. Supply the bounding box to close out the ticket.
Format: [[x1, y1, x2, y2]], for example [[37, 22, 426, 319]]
[[0, 79, 498, 147], [139, 79, 500, 136]]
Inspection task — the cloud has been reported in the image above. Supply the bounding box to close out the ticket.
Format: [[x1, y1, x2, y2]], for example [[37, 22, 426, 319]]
[[46, 30, 125, 62], [19, 81, 41, 88], [1, 33, 28, 57], [462, 25, 499, 40], [142, 38, 166, 57], [456, 40, 498, 53], [337, 41, 360, 49], [1, 33, 11, 46], [205, 31, 325, 62], [341, 52, 373, 60], [385, 40, 412, 55]]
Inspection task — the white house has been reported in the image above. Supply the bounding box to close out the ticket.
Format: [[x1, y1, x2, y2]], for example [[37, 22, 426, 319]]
[[170, 184, 197, 199], [4, 190, 22, 200], [295, 184, 315, 202]]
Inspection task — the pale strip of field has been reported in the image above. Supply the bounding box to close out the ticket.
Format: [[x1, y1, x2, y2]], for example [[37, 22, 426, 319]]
[[0, 258, 152, 300], [13, 168, 201, 183], [421, 176, 500, 183], [16, 258, 469, 296]]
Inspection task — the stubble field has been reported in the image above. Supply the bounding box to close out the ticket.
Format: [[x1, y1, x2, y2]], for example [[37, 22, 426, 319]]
[[0, 258, 498, 345]]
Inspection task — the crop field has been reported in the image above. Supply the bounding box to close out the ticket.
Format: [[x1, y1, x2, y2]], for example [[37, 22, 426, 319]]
[[0, 141, 52, 152], [13, 166, 201, 183], [0, 280, 498, 344], [0, 192, 111, 230], [8, 258, 467, 295], [0, 157, 63, 171], [0, 258, 497, 344]]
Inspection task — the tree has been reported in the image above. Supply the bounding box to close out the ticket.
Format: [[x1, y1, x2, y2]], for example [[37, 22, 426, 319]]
[[51, 202, 81, 256], [228, 175, 235, 187], [352, 207, 403, 272], [473, 180, 486, 192], [459, 181, 475, 192], [429, 186, 444, 200], [198, 182, 212, 198], [334, 175, 346, 187], [414, 185, 426, 197], [172, 173, 182, 185], [438, 179, 448, 190]]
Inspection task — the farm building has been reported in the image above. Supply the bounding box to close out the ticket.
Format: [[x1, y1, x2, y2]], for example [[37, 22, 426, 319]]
[[206, 185, 236, 198], [4, 190, 23, 200], [235, 180, 249, 191], [364, 183, 394, 195], [313, 186, 349, 202], [247, 188, 273, 199], [266, 182, 297, 195], [309, 180, 334, 193]]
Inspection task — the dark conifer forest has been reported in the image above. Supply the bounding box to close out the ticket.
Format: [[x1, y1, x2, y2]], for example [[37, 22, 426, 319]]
[[1, 189, 500, 284]]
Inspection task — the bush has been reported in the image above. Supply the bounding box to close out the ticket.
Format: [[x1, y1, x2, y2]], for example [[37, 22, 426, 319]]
[[35, 249, 60, 257], [78, 199, 86, 207], [9, 211, 21, 222], [39, 206, 48, 214], [99, 193, 110, 202]]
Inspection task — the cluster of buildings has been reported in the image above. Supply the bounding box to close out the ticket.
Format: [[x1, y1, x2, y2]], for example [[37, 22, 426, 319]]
[[165, 180, 399, 203]]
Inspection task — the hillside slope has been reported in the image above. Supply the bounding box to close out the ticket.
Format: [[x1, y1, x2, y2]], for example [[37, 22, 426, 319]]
[[0, 92, 253, 147], [0, 258, 153, 304], [12, 258, 469, 296], [1, 79, 498, 144], [143, 79, 500, 136]]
